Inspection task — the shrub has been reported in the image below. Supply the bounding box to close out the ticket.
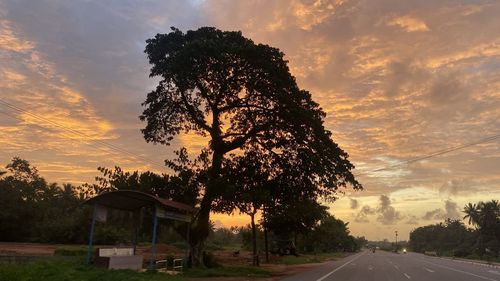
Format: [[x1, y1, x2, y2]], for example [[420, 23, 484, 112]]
[[202, 251, 220, 268]]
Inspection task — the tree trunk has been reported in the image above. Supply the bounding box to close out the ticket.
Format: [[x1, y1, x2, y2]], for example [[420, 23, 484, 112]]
[[190, 149, 223, 266], [263, 208, 269, 263], [250, 213, 259, 266], [190, 199, 211, 266], [264, 226, 269, 263]]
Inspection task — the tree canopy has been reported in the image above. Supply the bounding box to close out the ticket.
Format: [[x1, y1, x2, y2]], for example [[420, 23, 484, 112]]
[[141, 26, 362, 264]]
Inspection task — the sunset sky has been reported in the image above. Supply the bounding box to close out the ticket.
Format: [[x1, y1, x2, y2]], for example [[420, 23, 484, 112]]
[[1, 0, 499, 241]]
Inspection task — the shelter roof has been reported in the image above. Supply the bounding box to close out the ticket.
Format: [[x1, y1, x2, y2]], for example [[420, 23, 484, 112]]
[[85, 190, 196, 213]]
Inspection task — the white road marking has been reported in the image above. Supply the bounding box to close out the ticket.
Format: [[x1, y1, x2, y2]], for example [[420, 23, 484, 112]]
[[404, 273, 411, 279], [316, 251, 366, 281], [489, 271, 500, 276], [421, 259, 499, 281], [394, 265, 399, 270], [368, 265, 374, 271], [424, 267, 435, 273]]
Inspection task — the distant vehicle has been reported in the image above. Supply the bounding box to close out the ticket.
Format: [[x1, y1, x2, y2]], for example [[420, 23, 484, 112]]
[[403, 248, 407, 254]]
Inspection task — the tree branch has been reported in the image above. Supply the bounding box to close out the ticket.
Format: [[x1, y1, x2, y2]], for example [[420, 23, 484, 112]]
[[180, 91, 211, 132]]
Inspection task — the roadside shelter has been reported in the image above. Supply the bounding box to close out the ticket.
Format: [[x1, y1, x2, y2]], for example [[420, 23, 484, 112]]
[[85, 190, 196, 269]]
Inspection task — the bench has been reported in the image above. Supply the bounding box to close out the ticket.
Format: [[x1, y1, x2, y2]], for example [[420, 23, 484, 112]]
[[156, 258, 183, 272], [94, 247, 143, 270]]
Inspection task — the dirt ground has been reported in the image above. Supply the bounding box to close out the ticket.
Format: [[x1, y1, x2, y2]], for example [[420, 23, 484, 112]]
[[0, 242, 58, 256], [0, 242, 325, 280]]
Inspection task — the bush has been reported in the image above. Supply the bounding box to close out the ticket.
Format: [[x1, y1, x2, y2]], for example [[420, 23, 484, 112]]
[[202, 251, 220, 268], [93, 225, 130, 245], [453, 247, 472, 258]]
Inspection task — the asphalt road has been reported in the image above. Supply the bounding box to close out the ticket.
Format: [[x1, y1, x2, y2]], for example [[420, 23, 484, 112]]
[[282, 250, 500, 281]]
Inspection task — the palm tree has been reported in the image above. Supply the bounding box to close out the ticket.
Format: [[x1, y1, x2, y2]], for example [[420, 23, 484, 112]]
[[478, 201, 499, 228], [463, 203, 479, 226], [489, 200, 500, 216]]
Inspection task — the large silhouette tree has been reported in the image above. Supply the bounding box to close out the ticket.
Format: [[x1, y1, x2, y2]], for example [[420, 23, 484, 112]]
[[141, 27, 361, 264]]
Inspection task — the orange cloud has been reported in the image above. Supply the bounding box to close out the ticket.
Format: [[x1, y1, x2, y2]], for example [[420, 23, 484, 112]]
[[387, 15, 430, 32]]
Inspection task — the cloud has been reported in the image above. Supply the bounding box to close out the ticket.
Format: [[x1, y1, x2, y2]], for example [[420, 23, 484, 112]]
[[0, 19, 34, 52], [405, 215, 419, 225], [354, 195, 404, 225], [387, 15, 430, 32], [350, 198, 359, 209], [0, 15, 171, 182], [1, 0, 500, 240], [355, 205, 376, 223], [439, 179, 471, 196], [422, 199, 461, 220], [376, 195, 405, 225]]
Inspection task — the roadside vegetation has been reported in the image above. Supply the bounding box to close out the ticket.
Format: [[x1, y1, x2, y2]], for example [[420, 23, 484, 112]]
[[0, 27, 367, 280], [409, 200, 500, 262], [0, 259, 271, 281], [0, 26, 364, 272], [0, 157, 364, 279]]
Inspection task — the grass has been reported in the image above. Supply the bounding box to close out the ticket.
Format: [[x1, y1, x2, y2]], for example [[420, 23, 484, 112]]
[[0, 260, 273, 281], [185, 266, 271, 278], [275, 252, 346, 265], [0, 260, 186, 281], [54, 245, 88, 256]]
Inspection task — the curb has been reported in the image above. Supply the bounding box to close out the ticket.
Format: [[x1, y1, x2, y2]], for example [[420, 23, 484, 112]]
[[432, 256, 500, 269]]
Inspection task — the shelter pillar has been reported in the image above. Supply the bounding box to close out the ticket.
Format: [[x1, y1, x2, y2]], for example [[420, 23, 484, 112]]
[[86, 203, 97, 265], [149, 205, 159, 270]]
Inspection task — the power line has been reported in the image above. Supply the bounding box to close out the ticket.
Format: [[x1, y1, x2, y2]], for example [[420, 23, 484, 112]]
[[0, 109, 144, 166], [2, 98, 499, 178], [355, 132, 500, 177], [0, 99, 168, 171]]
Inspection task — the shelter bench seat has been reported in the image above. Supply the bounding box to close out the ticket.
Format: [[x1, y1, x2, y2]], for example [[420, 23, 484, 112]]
[[94, 247, 143, 270], [156, 258, 183, 272]]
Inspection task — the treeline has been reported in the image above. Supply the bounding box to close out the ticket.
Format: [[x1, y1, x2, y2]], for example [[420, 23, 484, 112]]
[[0, 157, 363, 257], [211, 217, 366, 255], [409, 200, 500, 259], [0, 157, 90, 243], [0, 157, 196, 244]]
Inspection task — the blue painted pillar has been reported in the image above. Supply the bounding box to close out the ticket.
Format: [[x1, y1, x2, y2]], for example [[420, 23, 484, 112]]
[[149, 205, 159, 270], [86, 203, 97, 265]]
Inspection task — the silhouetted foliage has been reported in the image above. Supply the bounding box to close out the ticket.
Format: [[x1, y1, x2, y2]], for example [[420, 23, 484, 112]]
[[0, 157, 90, 243], [0, 157, 196, 245], [409, 219, 476, 257], [140, 26, 361, 265], [463, 200, 500, 257], [410, 202, 500, 259], [301, 215, 360, 253]]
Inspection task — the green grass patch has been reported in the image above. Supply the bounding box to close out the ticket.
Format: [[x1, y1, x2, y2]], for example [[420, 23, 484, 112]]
[[54, 245, 88, 256], [0, 260, 186, 281], [185, 266, 271, 278], [0, 260, 273, 280]]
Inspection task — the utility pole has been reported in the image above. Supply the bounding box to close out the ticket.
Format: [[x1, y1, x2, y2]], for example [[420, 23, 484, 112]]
[[395, 230, 398, 252]]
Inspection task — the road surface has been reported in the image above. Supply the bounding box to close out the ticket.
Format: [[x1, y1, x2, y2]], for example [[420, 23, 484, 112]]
[[282, 250, 500, 281]]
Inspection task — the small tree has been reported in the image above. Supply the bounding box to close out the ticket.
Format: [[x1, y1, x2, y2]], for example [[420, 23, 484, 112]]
[[223, 150, 271, 266]]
